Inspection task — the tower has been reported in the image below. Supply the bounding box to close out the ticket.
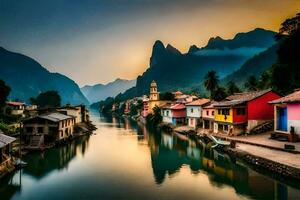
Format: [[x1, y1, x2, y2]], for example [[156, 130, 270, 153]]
[[149, 80, 159, 101]]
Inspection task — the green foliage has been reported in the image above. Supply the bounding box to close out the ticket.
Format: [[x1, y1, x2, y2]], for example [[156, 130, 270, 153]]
[[270, 13, 300, 95], [146, 106, 162, 127], [211, 87, 227, 101], [160, 92, 175, 101], [257, 71, 272, 90], [31, 90, 61, 108], [129, 104, 138, 116], [204, 71, 219, 98], [244, 76, 258, 91], [226, 81, 241, 95], [0, 79, 11, 110]]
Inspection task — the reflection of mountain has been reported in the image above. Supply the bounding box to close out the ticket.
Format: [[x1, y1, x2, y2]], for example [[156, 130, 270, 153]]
[[23, 136, 90, 179]]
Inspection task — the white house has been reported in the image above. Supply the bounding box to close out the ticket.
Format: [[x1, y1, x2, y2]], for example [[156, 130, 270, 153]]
[[161, 103, 173, 124], [186, 99, 210, 129]]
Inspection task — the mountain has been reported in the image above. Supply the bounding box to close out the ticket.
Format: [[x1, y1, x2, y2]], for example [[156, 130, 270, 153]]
[[134, 28, 277, 96], [81, 78, 136, 103], [222, 43, 279, 86], [0, 47, 89, 105]]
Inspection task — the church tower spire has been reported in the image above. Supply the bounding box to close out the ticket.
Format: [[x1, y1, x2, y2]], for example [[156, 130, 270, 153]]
[[149, 80, 159, 101]]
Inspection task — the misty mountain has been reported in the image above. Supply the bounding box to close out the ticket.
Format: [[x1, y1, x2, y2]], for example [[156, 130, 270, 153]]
[[81, 78, 136, 103], [222, 43, 279, 86], [134, 28, 276, 96], [0, 47, 89, 105]]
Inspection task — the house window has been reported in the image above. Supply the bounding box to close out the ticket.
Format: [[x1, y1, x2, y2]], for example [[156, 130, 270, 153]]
[[38, 127, 43, 133], [218, 109, 221, 115], [191, 108, 194, 113], [222, 109, 230, 115], [166, 110, 169, 116], [26, 127, 33, 133], [224, 125, 228, 131], [206, 111, 209, 116], [212, 111, 214, 116]]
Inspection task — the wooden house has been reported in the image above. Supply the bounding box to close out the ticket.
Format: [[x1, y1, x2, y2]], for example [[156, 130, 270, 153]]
[[213, 89, 281, 136], [269, 89, 300, 141], [0, 131, 16, 171], [186, 98, 210, 129], [22, 112, 76, 148]]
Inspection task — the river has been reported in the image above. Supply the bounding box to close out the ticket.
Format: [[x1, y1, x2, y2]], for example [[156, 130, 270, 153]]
[[1, 110, 300, 200]]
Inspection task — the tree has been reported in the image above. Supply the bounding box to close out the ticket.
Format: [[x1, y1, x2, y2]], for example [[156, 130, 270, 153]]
[[244, 76, 258, 91], [271, 12, 300, 94], [0, 80, 11, 110], [226, 81, 241, 95], [258, 71, 271, 90], [146, 106, 162, 127], [160, 92, 175, 101], [32, 91, 61, 108], [276, 13, 300, 39], [212, 87, 227, 101], [204, 71, 219, 99]]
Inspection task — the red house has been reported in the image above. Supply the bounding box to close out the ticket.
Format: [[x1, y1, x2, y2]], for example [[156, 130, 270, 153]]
[[214, 89, 281, 135], [161, 103, 186, 125]]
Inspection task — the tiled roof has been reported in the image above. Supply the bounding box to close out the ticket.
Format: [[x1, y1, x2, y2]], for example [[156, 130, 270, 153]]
[[186, 98, 210, 106], [270, 90, 300, 104], [6, 101, 25, 106], [0, 133, 16, 148], [39, 113, 75, 122], [203, 101, 217, 109], [215, 89, 274, 107], [170, 103, 186, 110], [226, 89, 272, 102]]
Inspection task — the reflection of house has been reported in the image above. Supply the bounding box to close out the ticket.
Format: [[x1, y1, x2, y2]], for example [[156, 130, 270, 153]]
[[186, 98, 210, 129], [213, 89, 281, 136], [202, 102, 216, 133], [5, 101, 25, 116], [22, 112, 76, 148], [269, 89, 300, 141], [0, 131, 16, 170], [161, 103, 186, 125], [142, 80, 171, 117]]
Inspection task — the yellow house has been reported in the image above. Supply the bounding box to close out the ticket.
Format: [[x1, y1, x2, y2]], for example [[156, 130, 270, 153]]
[[214, 107, 233, 123]]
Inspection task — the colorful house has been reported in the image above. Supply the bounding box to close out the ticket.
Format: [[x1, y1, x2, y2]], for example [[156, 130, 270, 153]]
[[186, 98, 210, 129], [201, 102, 216, 133], [161, 103, 186, 126], [269, 89, 300, 141], [213, 89, 281, 136]]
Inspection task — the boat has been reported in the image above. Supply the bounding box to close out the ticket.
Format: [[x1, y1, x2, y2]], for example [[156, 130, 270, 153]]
[[208, 135, 230, 149]]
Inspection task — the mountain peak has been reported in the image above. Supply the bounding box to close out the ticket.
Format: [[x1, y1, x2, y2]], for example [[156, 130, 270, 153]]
[[188, 45, 200, 54], [166, 44, 182, 55]]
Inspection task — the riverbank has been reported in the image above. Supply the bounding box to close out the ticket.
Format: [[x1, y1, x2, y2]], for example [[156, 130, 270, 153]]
[[163, 124, 300, 181]]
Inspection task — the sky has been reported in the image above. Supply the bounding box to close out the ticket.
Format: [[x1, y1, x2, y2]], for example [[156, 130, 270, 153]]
[[0, 0, 299, 86]]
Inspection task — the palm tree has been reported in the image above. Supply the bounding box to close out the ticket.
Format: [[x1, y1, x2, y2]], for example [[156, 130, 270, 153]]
[[204, 71, 219, 99], [244, 76, 258, 91], [227, 81, 241, 95]]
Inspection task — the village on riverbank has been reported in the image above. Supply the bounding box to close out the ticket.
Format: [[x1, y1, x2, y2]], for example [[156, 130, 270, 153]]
[[100, 80, 300, 181], [0, 89, 96, 180]]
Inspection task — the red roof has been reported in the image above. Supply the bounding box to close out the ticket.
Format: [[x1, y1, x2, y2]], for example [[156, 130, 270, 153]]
[[6, 101, 25, 106], [170, 103, 185, 110]]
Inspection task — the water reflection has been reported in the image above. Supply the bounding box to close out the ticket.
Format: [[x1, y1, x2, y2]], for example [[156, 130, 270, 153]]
[[105, 114, 299, 200], [0, 136, 90, 200]]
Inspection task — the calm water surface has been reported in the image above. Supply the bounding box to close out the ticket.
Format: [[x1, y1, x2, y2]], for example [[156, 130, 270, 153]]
[[1, 110, 300, 200]]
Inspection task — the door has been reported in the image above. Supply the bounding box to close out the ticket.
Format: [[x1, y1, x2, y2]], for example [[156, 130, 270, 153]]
[[278, 107, 288, 132]]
